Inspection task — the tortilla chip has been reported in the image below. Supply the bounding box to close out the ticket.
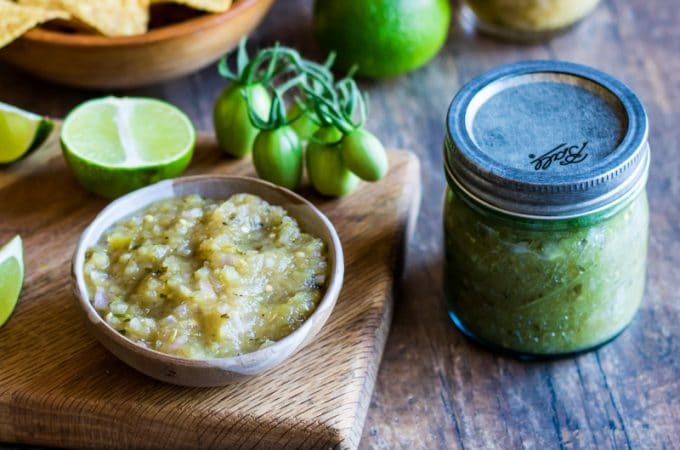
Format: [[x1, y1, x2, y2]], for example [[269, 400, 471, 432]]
[[0, 0, 69, 49], [151, 0, 232, 13], [18, 0, 150, 36]]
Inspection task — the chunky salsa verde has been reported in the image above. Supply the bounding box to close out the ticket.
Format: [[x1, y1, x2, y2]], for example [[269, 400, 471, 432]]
[[443, 188, 648, 355], [84, 194, 328, 359]]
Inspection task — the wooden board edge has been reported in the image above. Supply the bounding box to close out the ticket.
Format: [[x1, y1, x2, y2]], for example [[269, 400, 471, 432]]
[[343, 151, 422, 449]]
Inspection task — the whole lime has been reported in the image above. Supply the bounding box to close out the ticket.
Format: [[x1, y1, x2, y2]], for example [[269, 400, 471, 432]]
[[313, 0, 451, 78]]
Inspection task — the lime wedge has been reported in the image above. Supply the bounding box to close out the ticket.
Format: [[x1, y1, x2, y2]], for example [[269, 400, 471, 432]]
[[0, 236, 24, 329], [0, 102, 53, 164], [61, 97, 196, 198]]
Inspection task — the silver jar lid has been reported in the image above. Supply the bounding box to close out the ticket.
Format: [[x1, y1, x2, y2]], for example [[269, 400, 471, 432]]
[[445, 60, 649, 219]]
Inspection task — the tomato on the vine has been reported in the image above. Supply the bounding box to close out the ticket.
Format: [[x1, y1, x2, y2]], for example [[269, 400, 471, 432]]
[[287, 103, 319, 141], [215, 39, 388, 195], [213, 83, 271, 158], [252, 125, 303, 190], [306, 127, 360, 197], [340, 128, 388, 181]]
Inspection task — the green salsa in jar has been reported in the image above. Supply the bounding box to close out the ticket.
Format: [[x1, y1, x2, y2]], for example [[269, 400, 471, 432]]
[[444, 188, 648, 355], [443, 61, 650, 358]]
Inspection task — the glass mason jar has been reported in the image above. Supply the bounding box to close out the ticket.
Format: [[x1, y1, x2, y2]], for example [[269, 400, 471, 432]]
[[462, 0, 602, 40], [443, 61, 650, 358]]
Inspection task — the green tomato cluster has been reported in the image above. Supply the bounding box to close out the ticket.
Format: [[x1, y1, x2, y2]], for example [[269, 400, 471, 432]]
[[212, 40, 389, 196], [213, 86, 388, 197]]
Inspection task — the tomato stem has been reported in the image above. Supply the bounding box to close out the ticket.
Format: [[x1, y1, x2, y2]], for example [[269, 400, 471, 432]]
[[221, 39, 371, 136]]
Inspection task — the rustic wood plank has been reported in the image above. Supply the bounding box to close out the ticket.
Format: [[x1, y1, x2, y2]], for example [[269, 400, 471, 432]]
[[0, 0, 678, 448], [0, 130, 421, 449]]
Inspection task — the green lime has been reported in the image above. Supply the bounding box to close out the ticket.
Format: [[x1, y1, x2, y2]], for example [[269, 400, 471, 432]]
[[0, 102, 53, 164], [61, 97, 196, 199], [0, 235, 24, 329], [313, 0, 451, 78]]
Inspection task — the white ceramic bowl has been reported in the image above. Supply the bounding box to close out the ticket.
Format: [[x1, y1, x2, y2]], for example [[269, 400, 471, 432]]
[[72, 175, 343, 386]]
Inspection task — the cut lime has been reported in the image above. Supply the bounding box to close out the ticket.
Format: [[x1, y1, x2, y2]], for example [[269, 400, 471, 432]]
[[0, 102, 53, 164], [0, 236, 24, 329], [61, 97, 196, 199]]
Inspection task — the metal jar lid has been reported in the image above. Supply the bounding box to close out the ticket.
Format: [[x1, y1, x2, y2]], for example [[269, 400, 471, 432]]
[[445, 60, 649, 219]]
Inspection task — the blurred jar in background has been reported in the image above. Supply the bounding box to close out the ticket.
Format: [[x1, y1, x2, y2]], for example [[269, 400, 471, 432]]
[[462, 0, 602, 40]]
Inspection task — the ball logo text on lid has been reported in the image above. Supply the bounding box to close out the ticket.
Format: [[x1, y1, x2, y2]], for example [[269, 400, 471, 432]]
[[529, 141, 589, 171]]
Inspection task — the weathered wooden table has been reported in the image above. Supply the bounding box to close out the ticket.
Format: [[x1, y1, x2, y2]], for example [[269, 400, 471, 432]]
[[1, 0, 677, 448]]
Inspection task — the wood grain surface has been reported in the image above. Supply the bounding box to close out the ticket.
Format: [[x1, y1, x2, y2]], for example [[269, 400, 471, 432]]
[[0, 0, 678, 448], [0, 131, 421, 449]]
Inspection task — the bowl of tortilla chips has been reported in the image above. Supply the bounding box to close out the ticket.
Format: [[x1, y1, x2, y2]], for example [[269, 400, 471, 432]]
[[0, 0, 276, 89]]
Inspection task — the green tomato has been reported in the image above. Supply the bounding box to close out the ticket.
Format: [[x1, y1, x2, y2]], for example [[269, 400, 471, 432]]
[[213, 83, 271, 158], [306, 127, 361, 197], [252, 126, 303, 190], [340, 128, 389, 181], [287, 103, 319, 141]]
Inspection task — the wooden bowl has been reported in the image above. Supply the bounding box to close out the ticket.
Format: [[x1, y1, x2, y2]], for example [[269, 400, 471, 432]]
[[71, 176, 344, 386], [0, 0, 275, 89]]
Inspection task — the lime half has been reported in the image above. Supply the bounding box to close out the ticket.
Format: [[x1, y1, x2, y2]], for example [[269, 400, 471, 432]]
[[61, 97, 196, 198], [0, 236, 24, 329], [0, 102, 53, 164]]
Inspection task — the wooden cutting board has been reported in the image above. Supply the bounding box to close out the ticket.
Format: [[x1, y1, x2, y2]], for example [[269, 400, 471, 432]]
[[0, 129, 421, 450]]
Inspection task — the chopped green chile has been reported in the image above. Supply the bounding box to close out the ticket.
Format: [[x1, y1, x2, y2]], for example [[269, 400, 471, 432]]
[[443, 188, 649, 356]]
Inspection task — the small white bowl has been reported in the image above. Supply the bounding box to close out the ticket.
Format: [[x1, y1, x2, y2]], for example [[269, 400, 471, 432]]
[[71, 175, 344, 386]]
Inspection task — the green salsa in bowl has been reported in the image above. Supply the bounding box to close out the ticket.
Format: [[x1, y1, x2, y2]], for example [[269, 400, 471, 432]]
[[72, 175, 344, 386]]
